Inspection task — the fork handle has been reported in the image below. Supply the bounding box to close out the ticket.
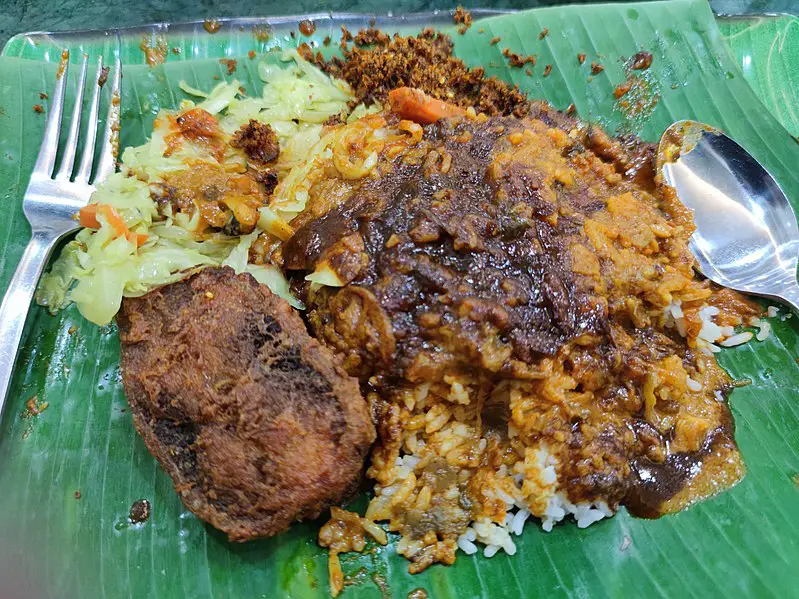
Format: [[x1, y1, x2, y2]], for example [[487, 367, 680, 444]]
[[0, 230, 58, 419]]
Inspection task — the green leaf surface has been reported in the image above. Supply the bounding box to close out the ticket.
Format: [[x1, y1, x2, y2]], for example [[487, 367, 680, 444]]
[[1, 2, 799, 598], [718, 14, 799, 138]]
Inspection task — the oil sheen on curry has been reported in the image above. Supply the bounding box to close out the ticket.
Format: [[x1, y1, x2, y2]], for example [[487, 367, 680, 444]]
[[261, 90, 756, 572]]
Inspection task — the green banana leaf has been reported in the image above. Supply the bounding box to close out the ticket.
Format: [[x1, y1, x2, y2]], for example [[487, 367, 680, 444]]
[[1, 1, 799, 597]]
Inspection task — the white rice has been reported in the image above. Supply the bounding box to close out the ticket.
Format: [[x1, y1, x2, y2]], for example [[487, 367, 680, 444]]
[[449, 299, 769, 562], [457, 527, 479, 555], [509, 509, 531, 535], [667, 300, 764, 350], [540, 493, 612, 532], [471, 520, 517, 557], [686, 376, 703, 391], [698, 306, 724, 343], [451, 446, 617, 559], [720, 331, 753, 347]]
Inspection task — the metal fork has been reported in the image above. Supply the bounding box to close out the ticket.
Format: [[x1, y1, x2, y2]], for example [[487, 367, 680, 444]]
[[0, 50, 121, 418]]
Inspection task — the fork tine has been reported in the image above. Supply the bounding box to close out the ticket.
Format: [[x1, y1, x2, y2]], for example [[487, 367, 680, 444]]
[[54, 54, 89, 181], [32, 49, 69, 177], [93, 56, 122, 185], [74, 56, 105, 183]]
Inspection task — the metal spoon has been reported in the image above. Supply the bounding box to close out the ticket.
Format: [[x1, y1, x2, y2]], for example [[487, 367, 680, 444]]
[[657, 120, 799, 311]]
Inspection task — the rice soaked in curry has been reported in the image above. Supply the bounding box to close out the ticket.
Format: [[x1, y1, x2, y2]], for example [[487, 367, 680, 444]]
[[269, 97, 757, 580], [270, 97, 757, 581]]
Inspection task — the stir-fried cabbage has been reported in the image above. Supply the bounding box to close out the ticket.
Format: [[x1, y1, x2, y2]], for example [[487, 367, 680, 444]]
[[37, 51, 354, 325]]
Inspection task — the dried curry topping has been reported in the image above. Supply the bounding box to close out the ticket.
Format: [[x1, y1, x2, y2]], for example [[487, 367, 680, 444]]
[[305, 30, 530, 117]]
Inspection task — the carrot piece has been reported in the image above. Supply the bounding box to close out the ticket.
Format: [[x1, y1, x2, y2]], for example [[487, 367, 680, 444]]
[[388, 87, 466, 125], [99, 204, 129, 238], [78, 204, 101, 229], [126, 232, 149, 247], [80, 203, 146, 247]]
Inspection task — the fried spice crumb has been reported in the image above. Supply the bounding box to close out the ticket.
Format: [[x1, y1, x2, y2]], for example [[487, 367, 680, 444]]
[[566, 103, 576, 115], [614, 81, 632, 98], [490, 36, 501, 45], [204, 19, 221, 34], [231, 120, 280, 164], [129, 499, 151, 524], [248, 50, 256, 59], [578, 53, 586, 65], [219, 58, 237, 75], [311, 29, 530, 117], [39, 92, 48, 100], [543, 64, 552, 77], [525, 68, 532, 76], [539, 28, 549, 40], [453, 6, 472, 33], [74, 490, 82, 500], [323, 113, 344, 127], [354, 28, 390, 46], [340, 25, 354, 43], [68, 325, 78, 335], [477, 28, 485, 34], [297, 42, 324, 65], [323, 36, 331, 46], [631, 50, 653, 70], [97, 66, 110, 87], [252, 24, 271, 42], [33, 104, 44, 113], [503, 47, 536, 68], [171, 47, 181, 55], [591, 61, 604, 75]]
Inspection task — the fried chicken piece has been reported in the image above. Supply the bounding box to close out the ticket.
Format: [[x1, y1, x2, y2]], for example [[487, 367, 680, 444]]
[[117, 267, 375, 541]]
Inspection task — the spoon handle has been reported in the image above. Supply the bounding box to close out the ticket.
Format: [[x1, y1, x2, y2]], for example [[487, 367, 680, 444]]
[[778, 283, 799, 314]]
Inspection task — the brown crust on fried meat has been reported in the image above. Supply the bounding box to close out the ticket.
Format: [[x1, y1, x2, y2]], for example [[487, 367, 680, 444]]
[[117, 267, 375, 541]]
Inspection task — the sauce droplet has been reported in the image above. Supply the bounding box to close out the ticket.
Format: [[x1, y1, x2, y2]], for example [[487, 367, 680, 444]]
[[299, 19, 316, 36], [129, 499, 152, 524]]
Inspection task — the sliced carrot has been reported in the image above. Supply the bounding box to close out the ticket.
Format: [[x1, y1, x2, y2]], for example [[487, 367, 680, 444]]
[[78, 204, 101, 229], [79, 203, 147, 247], [99, 204, 128, 238], [126, 232, 149, 247], [388, 87, 466, 125]]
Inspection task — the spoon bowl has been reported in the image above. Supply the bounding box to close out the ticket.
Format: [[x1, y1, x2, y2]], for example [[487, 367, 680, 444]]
[[658, 120, 799, 310]]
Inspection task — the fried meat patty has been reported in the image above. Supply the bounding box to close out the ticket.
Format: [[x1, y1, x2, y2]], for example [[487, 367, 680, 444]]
[[117, 267, 375, 541]]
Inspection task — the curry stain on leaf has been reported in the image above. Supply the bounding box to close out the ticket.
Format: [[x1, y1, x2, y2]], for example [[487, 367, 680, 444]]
[[19, 395, 48, 439], [613, 53, 661, 135]]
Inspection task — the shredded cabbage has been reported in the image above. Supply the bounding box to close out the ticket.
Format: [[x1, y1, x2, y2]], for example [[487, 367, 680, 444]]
[[246, 265, 305, 310], [37, 51, 356, 325], [177, 80, 209, 98]]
